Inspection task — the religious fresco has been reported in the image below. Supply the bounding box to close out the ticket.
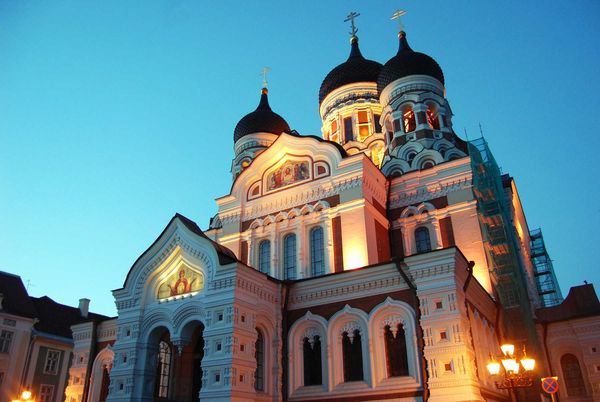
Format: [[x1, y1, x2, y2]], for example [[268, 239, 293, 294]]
[[267, 160, 310, 191], [157, 267, 204, 299]]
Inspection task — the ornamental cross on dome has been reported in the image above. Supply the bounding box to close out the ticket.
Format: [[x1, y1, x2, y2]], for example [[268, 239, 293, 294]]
[[344, 11, 360, 37], [259, 67, 270, 88], [391, 9, 407, 33]]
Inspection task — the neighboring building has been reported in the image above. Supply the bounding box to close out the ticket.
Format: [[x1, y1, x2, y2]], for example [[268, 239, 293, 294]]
[[536, 284, 600, 401], [40, 15, 600, 402], [0, 271, 109, 402]]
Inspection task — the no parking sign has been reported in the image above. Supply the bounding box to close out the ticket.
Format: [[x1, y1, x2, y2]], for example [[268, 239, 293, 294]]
[[541, 377, 559, 394]]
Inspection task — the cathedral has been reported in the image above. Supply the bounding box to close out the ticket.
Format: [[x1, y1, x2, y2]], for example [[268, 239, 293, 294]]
[[51, 12, 600, 402]]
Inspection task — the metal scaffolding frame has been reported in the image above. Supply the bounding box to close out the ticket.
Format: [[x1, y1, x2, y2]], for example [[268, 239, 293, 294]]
[[529, 228, 563, 307]]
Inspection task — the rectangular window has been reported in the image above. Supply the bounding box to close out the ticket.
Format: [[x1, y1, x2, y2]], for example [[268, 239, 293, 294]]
[[40, 384, 54, 402], [374, 114, 382, 133], [343, 117, 354, 143], [330, 120, 338, 142], [44, 349, 61, 374], [0, 330, 13, 353], [357, 110, 370, 141], [284, 234, 297, 280]]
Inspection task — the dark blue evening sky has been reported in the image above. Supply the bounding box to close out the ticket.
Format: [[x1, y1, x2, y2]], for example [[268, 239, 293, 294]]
[[1, 1, 599, 316]]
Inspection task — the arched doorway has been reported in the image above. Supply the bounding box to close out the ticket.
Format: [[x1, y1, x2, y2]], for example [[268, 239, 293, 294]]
[[172, 321, 205, 402]]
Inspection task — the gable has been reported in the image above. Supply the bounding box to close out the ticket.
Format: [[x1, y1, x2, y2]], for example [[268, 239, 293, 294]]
[[112, 214, 237, 311], [230, 132, 346, 202]]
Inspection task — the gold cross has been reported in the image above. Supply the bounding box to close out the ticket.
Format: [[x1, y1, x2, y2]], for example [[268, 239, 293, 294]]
[[391, 9, 407, 32], [344, 12, 360, 37], [259, 67, 271, 88]]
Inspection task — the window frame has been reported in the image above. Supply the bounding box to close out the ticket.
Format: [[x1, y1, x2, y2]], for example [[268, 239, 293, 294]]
[[39, 384, 54, 402], [0, 330, 13, 354], [258, 239, 271, 275], [43, 349, 61, 375], [283, 233, 297, 280], [415, 227, 432, 253], [310, 226, 325, 277]]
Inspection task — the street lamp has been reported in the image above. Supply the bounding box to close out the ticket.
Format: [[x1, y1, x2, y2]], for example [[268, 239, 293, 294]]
[[487, 344, 536, 402], [12, 390, 34, 402]]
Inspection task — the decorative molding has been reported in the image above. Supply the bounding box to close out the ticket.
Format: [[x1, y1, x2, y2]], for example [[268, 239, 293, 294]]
[[241, 176, 363, 221], [289, 275, 406, 305], [389, 177, 472, 209], [409, 263, 454, 280]]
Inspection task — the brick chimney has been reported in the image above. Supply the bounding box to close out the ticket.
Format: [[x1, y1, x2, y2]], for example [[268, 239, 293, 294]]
[[78, 298, 90, 318]]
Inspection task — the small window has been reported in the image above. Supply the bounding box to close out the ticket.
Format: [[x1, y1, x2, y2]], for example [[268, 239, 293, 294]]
[[330, 120, 338, 142], [39, 384, 54, 402], [374, 114, 382, 133], [259, 240, 271, 274], [44, 350, 61, 375], [303, 336, 323, 385], [0, 330, 13, 354], [435, 301, 443, 310], [427, 107, 440, 130], [444, 363, 452, 372], [440, 331, 447, 340], [218, 313, 223, 321], [384, 324, 409, 377], [343, 117, 354, 143], [403, 109, 416, 133], [215, 373, 220, 383], [415, 227, 432, 253], [255, 329, 264, 391], [240, 344, 245, 352], [284, 234, 297, 280], [216, 342, 222, 351], [357, 110, 370, 141], [342, 330, 363, 382], [155, 341, 171, 398]]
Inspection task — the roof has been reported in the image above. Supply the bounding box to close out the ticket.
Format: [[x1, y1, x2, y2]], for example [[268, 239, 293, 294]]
[[233, 88, 290, 143], [0, 271, 37, 318], [120, 213, 238, 290], [319, 37, 382, 105], [174, 213, 238, 265], [30, 296, 110, 339], [377, 32, 444, 94], [536, 284, 600, 323]]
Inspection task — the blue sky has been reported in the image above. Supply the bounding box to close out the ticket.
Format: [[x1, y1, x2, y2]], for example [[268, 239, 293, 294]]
[[1, 1, 599, 317]]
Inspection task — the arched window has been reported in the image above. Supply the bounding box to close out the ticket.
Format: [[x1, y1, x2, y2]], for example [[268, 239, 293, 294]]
[[303, 335, 322, 386], [415, 227, 431, 253], [259, 240, 270, 274], [384, 324, 409, 377], [342, 330, 364, 382], [427, 106, 440, 130], [255, 329, 265, 391], [561, 354, 586, 396], [310, 227, 324, 277], [406, 151, 417, 164], [403, 109, 416, 133], [154, 341, 172, 398], [284, 234, 296, 280]]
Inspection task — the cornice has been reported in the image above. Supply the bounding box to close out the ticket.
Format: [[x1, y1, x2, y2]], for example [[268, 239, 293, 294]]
[[390, 176, 472, 209]]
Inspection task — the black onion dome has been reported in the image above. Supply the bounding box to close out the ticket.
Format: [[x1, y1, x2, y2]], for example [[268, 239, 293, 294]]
[[377, 32, 444, 94], [319, 37, 383, 105], [234, 88, 290, 143]]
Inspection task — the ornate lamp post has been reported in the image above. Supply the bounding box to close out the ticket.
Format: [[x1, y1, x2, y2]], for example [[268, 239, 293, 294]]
[[487, 344, 536, 402]]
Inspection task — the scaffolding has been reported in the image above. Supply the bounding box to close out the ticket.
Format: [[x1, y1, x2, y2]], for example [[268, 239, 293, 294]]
[[468, 138, 537, 340], [530, 228, 563, 307]]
